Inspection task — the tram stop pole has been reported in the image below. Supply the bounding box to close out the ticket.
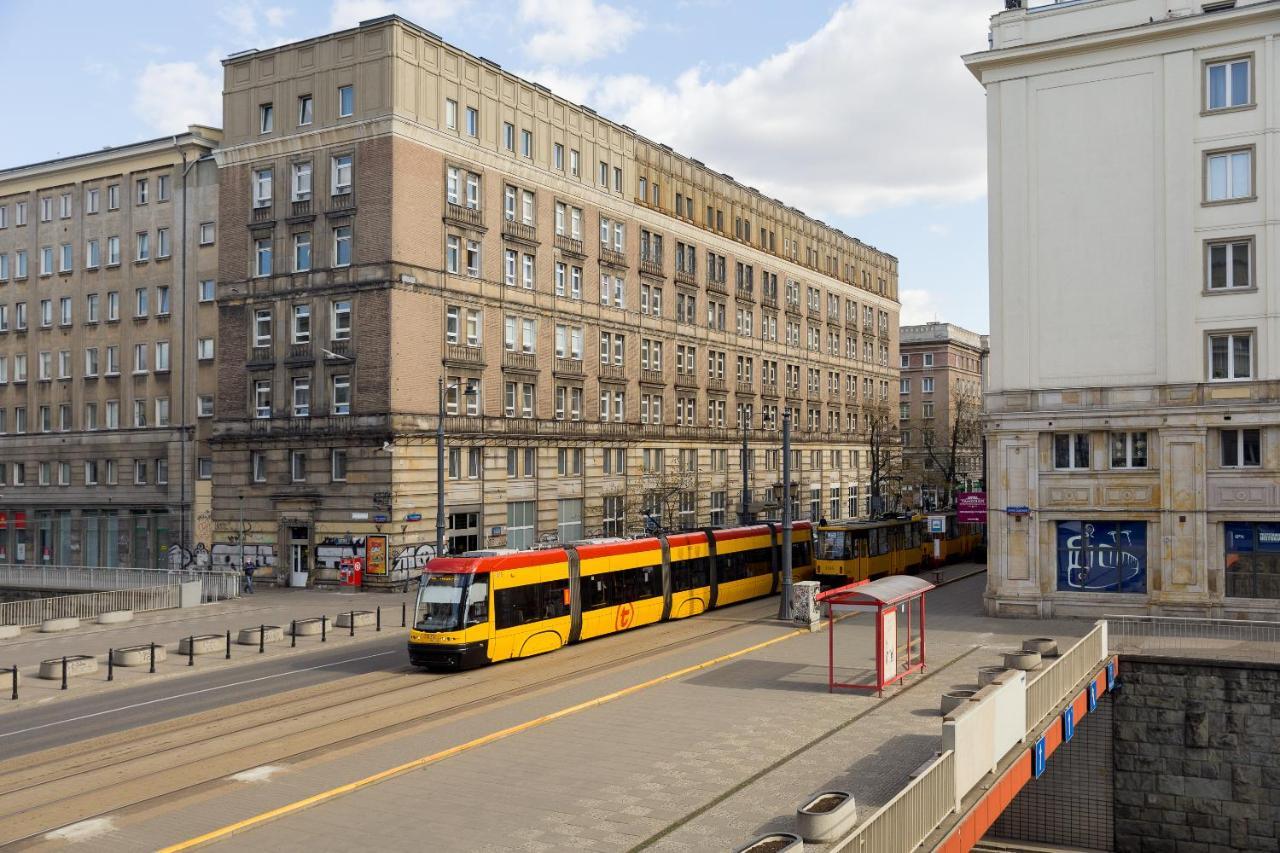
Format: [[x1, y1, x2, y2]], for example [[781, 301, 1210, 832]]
[[778, 411, 794, 621]]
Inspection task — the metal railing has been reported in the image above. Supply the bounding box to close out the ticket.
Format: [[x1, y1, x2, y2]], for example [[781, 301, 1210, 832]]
[[832, 750, 955, 853], [1107, 614, 1280, 663], [1025, 621, 1107, 730], [0, 584, 178, 628], [198, 572, 243, 602], [0, 564, 240, 601]]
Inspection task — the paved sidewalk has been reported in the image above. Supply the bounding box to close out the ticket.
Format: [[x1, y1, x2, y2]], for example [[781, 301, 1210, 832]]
[[0, 586, 413, 711], [52, 568, 1099, 852]]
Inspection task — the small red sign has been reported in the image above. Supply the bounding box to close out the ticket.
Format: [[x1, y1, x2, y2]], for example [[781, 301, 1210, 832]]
[[957, 492, 987, 524], [616, 602, 635, 631]]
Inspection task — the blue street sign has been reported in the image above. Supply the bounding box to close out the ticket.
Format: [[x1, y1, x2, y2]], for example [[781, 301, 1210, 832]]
[[1033, 735, 1046, 778], [1006, 505, 1031, 515], [1062, 706, 1075, 743], [1106, 661, 1116, 690], [405, 513, 422, 522], [1087, 681, 1098, 712], [373, 514, 389, 523]]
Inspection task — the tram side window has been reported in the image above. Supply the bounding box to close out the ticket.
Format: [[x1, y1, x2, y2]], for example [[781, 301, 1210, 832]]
[[581, 573, 613, 611], [672, 556, 710, 591], [870, 529, 888, 557], [947, 516, 959, 539], [792, 541, 812, 570], [718, 551, 748, 583], [581, 566, 664, 610], [747, 546, 773, 576], [495, 578, 570, 629]]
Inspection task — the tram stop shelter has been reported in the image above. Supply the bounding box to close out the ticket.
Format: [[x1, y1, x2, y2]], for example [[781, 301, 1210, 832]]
[[816, 575, 934, 696]]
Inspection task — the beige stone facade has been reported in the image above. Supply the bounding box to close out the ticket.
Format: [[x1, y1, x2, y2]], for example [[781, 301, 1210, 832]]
[[0, 128, 222, 568], [212, 15, 900, 585], [898, 322, 986, 510]]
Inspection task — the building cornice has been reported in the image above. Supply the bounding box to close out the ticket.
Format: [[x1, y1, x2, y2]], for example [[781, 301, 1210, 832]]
[[0, 127, 222, 186]]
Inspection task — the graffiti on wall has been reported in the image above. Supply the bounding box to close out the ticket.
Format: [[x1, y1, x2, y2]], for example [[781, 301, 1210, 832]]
[[392, 543, 437, 575], [1056, 521, 1147, 593], [210, 543, 277, 572], [316, 537, 364, 571]]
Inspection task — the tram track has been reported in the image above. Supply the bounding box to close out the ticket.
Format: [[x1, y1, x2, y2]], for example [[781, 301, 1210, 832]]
[[0, 599, 789, 847]]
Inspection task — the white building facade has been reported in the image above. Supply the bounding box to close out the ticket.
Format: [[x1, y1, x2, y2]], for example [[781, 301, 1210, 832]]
[[965, 0, 1280, 618]]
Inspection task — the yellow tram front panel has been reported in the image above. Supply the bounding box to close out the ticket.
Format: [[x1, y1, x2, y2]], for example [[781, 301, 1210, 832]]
[[576, 541, 665, 641], [488, 555, 572, 661], [667, 532, 712, 619], [713, 528, 776, 607]]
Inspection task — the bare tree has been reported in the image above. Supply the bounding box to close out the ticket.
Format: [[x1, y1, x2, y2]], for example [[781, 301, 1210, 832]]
[[610, 468, 699, 536], [865, 400, 901, 516], [918, 388, 983, 508]]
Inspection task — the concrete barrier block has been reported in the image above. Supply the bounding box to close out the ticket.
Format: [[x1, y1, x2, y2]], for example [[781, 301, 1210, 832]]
[[40, 617, 80, 633], [178, 634, 224, 655], [38, 655, 99, 679], [0, 625, 20, 640], [112, 644, 166, 667], [289, 618, 326, 636], [96, 610, 134, 625], [237, 625, 284, 645], [334, 610, 375, 628]]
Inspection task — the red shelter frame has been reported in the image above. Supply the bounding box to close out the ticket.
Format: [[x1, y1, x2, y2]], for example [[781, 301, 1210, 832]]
[[816, 575, 935, 696]]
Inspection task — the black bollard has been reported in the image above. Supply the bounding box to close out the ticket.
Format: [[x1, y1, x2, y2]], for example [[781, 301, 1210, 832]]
[[225, 629, 232, 660], [291, 619, 297, 648], [376, 606, 381, 632], [402, 601, 407, 628], [149, 643, 156, 674], [349, 611, 355, 637], [61, 656, 68, 690], [9, 665, 16, 700], [259, 624, 265, 654], [188, 635, 195, 667], [321, 616, 327, 643], [108, 650, 114, 682]]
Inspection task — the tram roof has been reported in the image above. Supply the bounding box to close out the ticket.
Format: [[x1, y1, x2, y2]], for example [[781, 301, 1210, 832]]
[[817, 517, 918, 532]]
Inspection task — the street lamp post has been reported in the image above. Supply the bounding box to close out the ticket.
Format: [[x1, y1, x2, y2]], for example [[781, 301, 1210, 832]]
[[739, 422, 750, 526], [436, 378, 476, 558], [778, 411, 793, 621]]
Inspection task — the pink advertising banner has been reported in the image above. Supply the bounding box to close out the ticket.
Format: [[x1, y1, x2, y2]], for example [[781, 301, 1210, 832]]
[[957, 492, 987, 524]]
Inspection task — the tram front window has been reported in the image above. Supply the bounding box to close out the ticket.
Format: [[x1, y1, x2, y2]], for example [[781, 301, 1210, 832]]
[[415, 572, 489, 632], [817, 530, 852, 560]]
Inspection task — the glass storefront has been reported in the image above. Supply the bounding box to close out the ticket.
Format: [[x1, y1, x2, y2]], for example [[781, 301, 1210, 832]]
[[1224, 522, 1280, 600], [1056, 520, 1147, 593], [0, 508, 173, 568]]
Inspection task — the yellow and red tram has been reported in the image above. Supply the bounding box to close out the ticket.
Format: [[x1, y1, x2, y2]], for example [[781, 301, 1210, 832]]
[[408, 522, 814, 669], [813, 511, 983, 584]]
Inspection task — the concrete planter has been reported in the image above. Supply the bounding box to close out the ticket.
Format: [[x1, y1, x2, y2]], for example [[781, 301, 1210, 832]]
[[335, 610, 375, 628], [237, 625, 284, 645], [941, 689, 978, 716], [39, 655, 98, 679], [796, 790, 857, 842], [734, 832, 804, 853], [978, 666, 1007, 686], [96, 610, 134, 625], [312, 567, 341, 587], [1004, 650, 1042, 671], [178, 634, 224, 655], [289, 618, 326, 636], [40, 617, 79, 633], [112, 644, 166, 666], [1023, 637, 1059, 656], [0, 625, 19, 640]]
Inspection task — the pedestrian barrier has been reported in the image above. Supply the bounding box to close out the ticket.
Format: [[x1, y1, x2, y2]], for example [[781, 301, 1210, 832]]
[[0, 585, 178, 629]]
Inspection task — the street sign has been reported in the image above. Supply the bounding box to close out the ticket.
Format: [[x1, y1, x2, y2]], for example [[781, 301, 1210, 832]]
[[1006, 505, 1031, 517], [1033, 735, 1046, 778], [373, 514, 389, 523], [928, 515, 946, 535], [957, 492, 987, 524], [405, 512, 422, 522], [1062, 706, 1075, 742], [1087, 681, 1098, 712]]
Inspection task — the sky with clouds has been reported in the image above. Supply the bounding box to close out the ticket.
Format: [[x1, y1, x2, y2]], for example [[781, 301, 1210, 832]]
[[0, 0, 997, 332]]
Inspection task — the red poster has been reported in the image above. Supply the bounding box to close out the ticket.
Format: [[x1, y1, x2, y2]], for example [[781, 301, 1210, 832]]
[[957, 492, 987, 524]]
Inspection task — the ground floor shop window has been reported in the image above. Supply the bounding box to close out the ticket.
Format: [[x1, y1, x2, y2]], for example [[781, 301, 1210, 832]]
[[507, 501, 535, 550], [1056, 520, 1147, 593], [1224, 522, 1280, 599]]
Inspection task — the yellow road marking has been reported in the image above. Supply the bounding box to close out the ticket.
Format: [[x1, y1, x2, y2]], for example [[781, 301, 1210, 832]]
[[159, 620, 819, 851]]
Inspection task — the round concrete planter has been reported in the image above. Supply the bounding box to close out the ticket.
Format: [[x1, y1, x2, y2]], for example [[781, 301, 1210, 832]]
[[797, 790, 857, 842], [734, 832, 804, 853], [112, 644, 166, 666], [1004, 650, 1042, 671], [941, 689, 978, 716], [40, 617, 79, 633], [39, 655, 98, 679], [237, 625, 284, 645], [335, 610, 375, 628], [289, 618, 326, 636], [1023, 637, 1059, 656], [0, 625, 20, 640], [978, 666, 1007, 687], [96, 610, 134, 625], [178, 634, 224, 655]]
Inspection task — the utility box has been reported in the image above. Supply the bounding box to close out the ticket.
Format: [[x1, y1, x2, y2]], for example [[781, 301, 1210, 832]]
[[179, 580, 203, 608], [793, 580, 821, 627]]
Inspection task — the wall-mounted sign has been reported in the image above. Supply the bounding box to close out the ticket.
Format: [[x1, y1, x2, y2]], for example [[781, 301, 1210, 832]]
[[1005, 505, 1032, 517], [927, 515, 947, 535], [351, 512, 369, 521], [405, 513, 422, 522], [373, 514, 389, 523], [365, 534, 388, 575], [956, 492, 987, 524]]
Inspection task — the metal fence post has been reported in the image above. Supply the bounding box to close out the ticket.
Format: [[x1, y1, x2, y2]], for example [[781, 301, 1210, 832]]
[[149, 643, 156, 673], [349, 610, 355, 637], [188, 635, 195, 667], [226, 629, 232, 660], [259, 624, 265, 654], [108, 651, 114, 682], [291, 619, 297, 648], [61, 656, 68, 690]]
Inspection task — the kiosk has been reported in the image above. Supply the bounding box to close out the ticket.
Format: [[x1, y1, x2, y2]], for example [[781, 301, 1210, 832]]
[[817, 575, 934, 696]]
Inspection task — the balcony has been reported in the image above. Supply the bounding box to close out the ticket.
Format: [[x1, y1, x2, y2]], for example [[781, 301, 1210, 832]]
[[761, 382, 779, 398], [247, 346, 274, 367], [763, 294, 779, 309], [445, 203, 485, 229], [251, 206, 273, 223], [785, 385, 802, 401], [502, 219, 538, 245], [502, 351, 539, 373], [706, 277, 727, 296], [707, 377, 727, 393], [554, 234, 585, 257], [807, 306, 821, 320], [324, 339, 353, 362], [600, 245, 627, 268], [640, 369, 665, 386], [290, 199, 313, 218], [845, 315, 858, 330], [864, 321, 875, 335], [736, 381, 755, 396], [445, 343, 485, 366], [553, 357, 584, 377], [674, 268, 696, 287], [639, 256, 663, 278], [599, 364, 626, 382], [330, 192, 354, 212], [846, 391, 859, 404], [285, 343, 314, 365], [675, 373, 697, 390], [785, 300, 801, 316], [736, 284, 755, 302], [807, 389, 823, 403]]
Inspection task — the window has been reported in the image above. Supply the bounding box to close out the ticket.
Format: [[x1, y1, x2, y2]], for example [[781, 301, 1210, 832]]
[[1220, 428, 1261, 468], [133, 399, 146, 428], [553, 143, 564, 170], [254, 238, 272, 277], [253, 168, 273, 208], [292, 162, 313, 200], [252, 451, 267, 483], [331, 299, 352, 341], [1205, 57, 1250, 111], [331, 155, 352, 194], [157, 174, 170, 201], [900, 378, 910, 394], [331, 449, 349, 482], [291, 450, 307, 482], [507, 501, 536, 550], [254, 309, 273, 347], [1053, 433, 1090, 470], [446, 235, 460, 273], [292, 376, 311, 416], [922, 377, 935, 393], [570, 148, 579, 176], [333, 225, 352, 267], [467, 241, 482, 279], [1056, 520, 1147, 593], [332, 374, 351, 415], [156, 340, 171, 371], [198, 457, 213, 479], [59, 243, 72, 272], [136, 231, 154, 261], [106, 237, 119, 266], [260, 102, 274, 134], [156, 286, 170, 315], [85, 347, 99, 377], [104, 346, 118, 375], [105, 400, 118, 429], [1223, 522, 1280, 599], [40, 246, 52, 275], [298, 94, 313, 126], [1206, 238, 1252, 290], [465, 106, 478, 137], [294, 232, 312, 272], [292, 304, 311, 343], [613, 166, 622, 192], [59, 297, 72, 326], [599, 161, 608, 186], [198, 395, 214, 417], [84, 189, 98, 215], [197, 338, 214, 360], [1209, 332, 1252, 380], [1111, 432, 1148, 469], [338, 85, 354, 117], [521, 129, 532, 157], [200, 280, 215, 302], [155, 397, 170, 427], [445, 98, 458, 129], [503, 122, 514, 151], [1205, 148, 1253, 202], [135, 179, 149, 205], [254, 380, 272, 418], [86, 239, 99, 269], [133, 343, 148, 374], [105, 186, 118, 211]]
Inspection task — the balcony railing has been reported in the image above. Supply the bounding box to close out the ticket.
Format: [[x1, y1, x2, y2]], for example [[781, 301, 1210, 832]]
[[248, 346, 274, 366], [445, 203, 485, 228], [600, 246, 627, 268], [554, 234, 584, 257], [675, 373, 698, 390], [502, 220, 538, 244], [251, 206, 273, 223], [760, 382, 779, 398], [807, 306, 822, 320], [599, 364, 626, 382], [330, 192, 354, 211], [428, 414, 851, 444], [736, 284, 755, 301], [736, 381, 755, 396], [290, 199, 312, 218], [674, 268, 697, 287], [785, 385, 802, 400], [706, 277, 727, 295], [641, 369, 665, 386], [639, 257, 663, 278], [286, 343, 314, 364], [707, 377, 727, 393], [553, 357, 584, 377], [325, 339, 353, 361], [445, 343, 485, 365], [762, 294, 779, 309], [503, 351, 539, 372]]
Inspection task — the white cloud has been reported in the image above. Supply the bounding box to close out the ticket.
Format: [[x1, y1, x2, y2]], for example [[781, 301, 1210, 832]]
[[899, 288, 942, 326], [132, 62, 222, 133], [518, 0, 642, 65], [927, 223, 951, 237], [522, 0, 989, 219], [329, 0, 469, 31]]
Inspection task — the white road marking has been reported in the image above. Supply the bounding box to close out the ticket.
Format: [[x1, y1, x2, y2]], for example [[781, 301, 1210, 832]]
[[0, 651, 398, 740], [45, 817, 115, 842], [230, 765, 285, 783]]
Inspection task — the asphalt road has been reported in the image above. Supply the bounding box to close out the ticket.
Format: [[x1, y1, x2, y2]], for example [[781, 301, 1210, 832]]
[[0, 634, 409, 760]]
